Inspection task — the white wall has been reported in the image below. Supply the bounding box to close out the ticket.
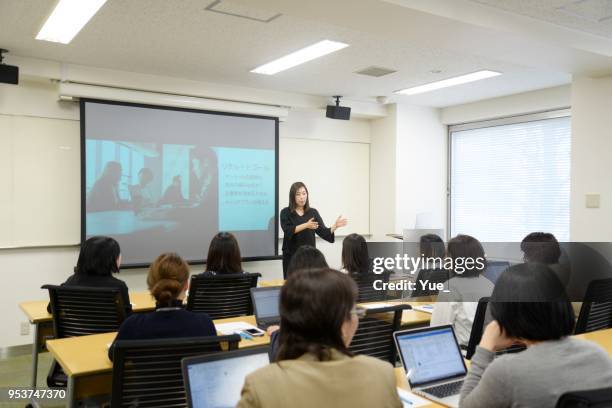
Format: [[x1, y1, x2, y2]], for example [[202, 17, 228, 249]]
[[395, 104, 447, 234], [570, 76, 612, 241], [440, 85, 571, 125], [1, 78, 373, 347]]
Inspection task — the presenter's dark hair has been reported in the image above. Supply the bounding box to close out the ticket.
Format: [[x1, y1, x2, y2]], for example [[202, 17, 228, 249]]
[[287, 245, 328, 277], [205, 232, 243, 274], [148, 253, 189, 306], [521, 232, 562, 264], [75, 236, 120, 276], [288, 181, 310, 212], [490, 263, 574, 340], [342, 233, 369, 275], [277, 268, 357, 362], [420, 234, 445, 258], [447, 234, 487, 277]]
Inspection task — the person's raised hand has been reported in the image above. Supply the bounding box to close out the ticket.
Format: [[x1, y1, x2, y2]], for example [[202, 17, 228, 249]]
[[480, 320, 518, 352]]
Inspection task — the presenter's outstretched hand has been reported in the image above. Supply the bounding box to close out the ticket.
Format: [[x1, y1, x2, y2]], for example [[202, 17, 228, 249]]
[[331, 215, 348, 233]]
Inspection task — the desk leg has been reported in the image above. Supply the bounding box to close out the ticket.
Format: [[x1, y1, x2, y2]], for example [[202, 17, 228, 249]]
[[67, 376, 75, 408], [30, 323, 39, 388]]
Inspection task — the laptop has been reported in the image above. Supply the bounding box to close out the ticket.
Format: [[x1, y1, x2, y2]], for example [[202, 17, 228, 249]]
[[250, 286, 281, 329], [182, 348, 270, 408], [394, 325, 468, 408]]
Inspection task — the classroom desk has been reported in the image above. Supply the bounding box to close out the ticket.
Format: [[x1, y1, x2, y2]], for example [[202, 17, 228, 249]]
[[18, 291, 156, 389], [259, 279, 285, 287], [394, 328, 612, 408], [46, 315, 269, 407]]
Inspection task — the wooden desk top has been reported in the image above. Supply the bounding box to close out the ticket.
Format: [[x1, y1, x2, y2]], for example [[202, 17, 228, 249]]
[[46, 315, 270, 377], [19, 291, 157, 324], [259, 279, 285, 287]]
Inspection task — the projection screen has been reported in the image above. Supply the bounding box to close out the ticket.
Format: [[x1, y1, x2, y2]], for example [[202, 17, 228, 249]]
[[81, 99, 278, 266]]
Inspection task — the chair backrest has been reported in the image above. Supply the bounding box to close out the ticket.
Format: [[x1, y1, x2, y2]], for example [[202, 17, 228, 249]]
[[351, 270, 391, 302], [411, 268, 450, 297], [186, 273, 261, 319], [42, 284, 127, 339], [465, 297, 525, 360], [111, 335, 241, 408], [575, 278, 612, 334], [556, 386, 612, 408], [349, 303, 411, 364]]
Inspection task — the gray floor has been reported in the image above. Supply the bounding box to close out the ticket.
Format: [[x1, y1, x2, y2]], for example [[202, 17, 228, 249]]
[[0, 350, 64, 407]]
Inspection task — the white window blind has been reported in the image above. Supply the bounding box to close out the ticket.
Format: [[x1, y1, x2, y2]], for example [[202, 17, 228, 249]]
[[450, 114, 571, 242]]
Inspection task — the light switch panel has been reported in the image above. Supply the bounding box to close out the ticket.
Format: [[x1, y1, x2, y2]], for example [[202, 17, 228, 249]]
[[586, 193, 600, 208]]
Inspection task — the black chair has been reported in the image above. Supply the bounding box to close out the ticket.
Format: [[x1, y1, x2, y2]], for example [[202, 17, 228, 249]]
[[556, 387, 612, 408], [465, 297, 525, 360], [411, 268, 450, 297], [111, 335, 241, 408], [186, 273, 261, 319], [349, 303, 411, 364], [351, 270, 391, 302], [42, 284, 129, 387], [575, 278, 612, 334]]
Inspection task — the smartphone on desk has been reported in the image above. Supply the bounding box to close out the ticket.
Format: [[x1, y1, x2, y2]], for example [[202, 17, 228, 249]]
[[243, 328, 265, 337]]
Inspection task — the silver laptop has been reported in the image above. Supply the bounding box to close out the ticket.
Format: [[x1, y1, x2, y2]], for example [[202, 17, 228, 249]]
[[394, 325, 468, 408], [250, 286, 281, 329], [182, 348, 270, 408]]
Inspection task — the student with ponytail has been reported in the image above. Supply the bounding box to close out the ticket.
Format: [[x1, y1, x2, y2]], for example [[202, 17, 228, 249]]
[[108, 253, 216, 360]]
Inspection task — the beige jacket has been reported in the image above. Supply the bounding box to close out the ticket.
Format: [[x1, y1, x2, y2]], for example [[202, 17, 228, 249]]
[[237, 349, 402, 408]]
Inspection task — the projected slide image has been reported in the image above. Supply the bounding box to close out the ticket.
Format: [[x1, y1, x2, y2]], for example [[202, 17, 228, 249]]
[[83, 100, 277, 264]]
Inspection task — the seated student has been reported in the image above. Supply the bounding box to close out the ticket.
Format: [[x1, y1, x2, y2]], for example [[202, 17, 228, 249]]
[[108, 252, 216, 360], [201, 232, 243, 275], [430, 234, 493, 347], [341, 233, 370, 275], [521, 231, 570, 287], [286, 245, 328, 277], [47, 236, 130, 314], [459, 263, 612, 407], [267, 245, 329, 358], [238, 269, 402, 408], [411, 233, 448, 297]]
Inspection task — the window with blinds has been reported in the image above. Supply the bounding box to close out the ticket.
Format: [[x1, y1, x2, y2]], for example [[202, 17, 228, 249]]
[[449, 112, 571, 242]]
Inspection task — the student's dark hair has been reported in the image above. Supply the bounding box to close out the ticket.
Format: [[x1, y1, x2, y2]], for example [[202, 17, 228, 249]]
[[75, 236, 121, 276], [342, 233, 369, 275], [447, 234, 487, 277], [205, 232, 243, 274], [490, 263, 575, 341], [288, 181, 310, 213], [277, 268, 357, 362], [287, 245, 328, 277], [419, 234, 445, 258], [521, 232, 562, 264], [147, 252, 190, 306]]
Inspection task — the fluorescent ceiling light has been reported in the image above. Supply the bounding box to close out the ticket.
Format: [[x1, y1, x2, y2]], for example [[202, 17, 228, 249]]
[[251, 40, 349, 75], [36, 0, 107, 44], [394, 70, 502, 95]]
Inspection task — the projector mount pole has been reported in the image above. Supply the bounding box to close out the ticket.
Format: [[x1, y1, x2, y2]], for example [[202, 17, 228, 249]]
[[333, 95, 342, 106], [0, 49, 7, 65]]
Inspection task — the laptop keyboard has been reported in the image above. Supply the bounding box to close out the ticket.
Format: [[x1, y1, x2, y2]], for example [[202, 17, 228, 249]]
[[422, 380, 464, 398]]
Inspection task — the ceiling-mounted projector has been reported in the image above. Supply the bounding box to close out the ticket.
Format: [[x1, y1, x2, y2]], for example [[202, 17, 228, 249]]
[[326, 95, 350, 120], [0, 49, 18, 85]]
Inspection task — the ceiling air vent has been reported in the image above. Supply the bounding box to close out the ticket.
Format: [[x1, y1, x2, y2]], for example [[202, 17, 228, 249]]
[[205, 0, 282, 23], [354, 66, 397, 77]]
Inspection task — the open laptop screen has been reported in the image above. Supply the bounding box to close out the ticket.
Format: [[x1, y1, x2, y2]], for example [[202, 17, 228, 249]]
[[396, 326, 467, 387], [252, 287, 281, 320], [184, 350, 269, 408]]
